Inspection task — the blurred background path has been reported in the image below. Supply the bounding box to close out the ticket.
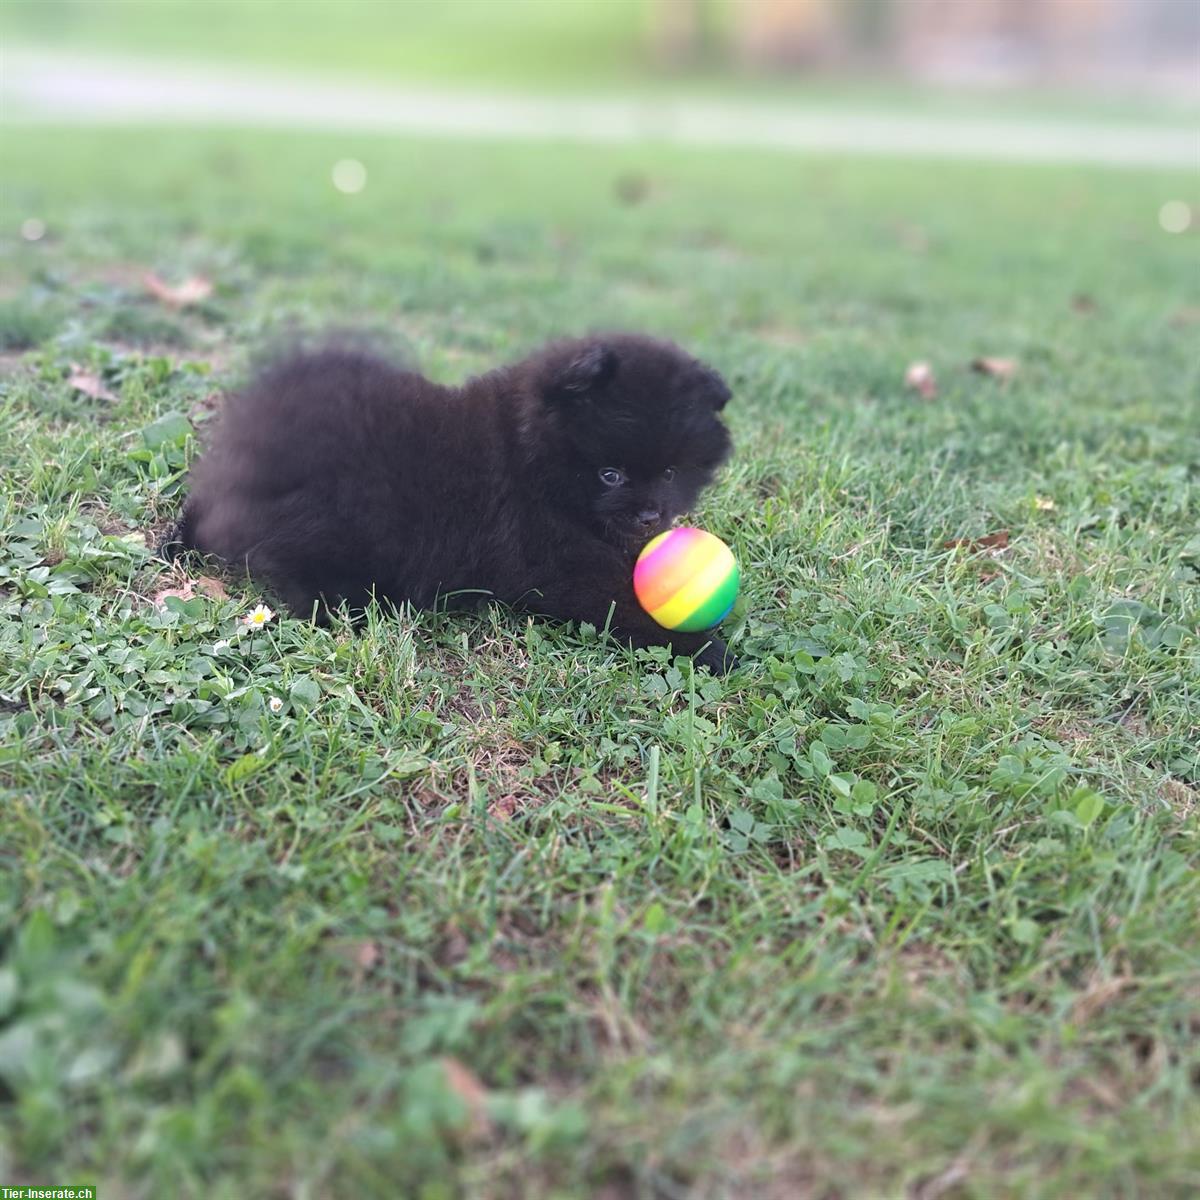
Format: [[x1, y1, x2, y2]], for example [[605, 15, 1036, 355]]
[[4, 49, 1195, 168]]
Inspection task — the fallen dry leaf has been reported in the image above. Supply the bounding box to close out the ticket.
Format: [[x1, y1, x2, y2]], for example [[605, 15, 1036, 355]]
[[488, 794, 520, 822], [971, 356, 1017, 381], [442, 1057, 492, 1137], [143, 272, 213, 308], [1071, 294, 1097, 314], [68, 364, 117, 401], [904, 360, 937, 399], [944, 530, 1010, 553], [153, 583, 194, 608], [1170, 306, 1200, 327], [195, 575, 229, 600], [154, 576, 228, 609]]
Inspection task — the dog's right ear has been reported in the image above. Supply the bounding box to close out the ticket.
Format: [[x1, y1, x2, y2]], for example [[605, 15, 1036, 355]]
[[541, 341, 618, 403]]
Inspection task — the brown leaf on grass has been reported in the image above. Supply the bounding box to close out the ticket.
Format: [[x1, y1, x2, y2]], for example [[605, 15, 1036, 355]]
[[442, 1057, 492, 1138], [971, 356, 1017, 381], [904, 360, 937, 399], [68, 364, 117, 401], [943, 530, 1010, 553], [143, 272, 213, 308], [1071, 294, 1097, 314], [1170, 306, 1200, 327], [153, 576, 228, 609], [488, 794, 520, 822], [153, 582, 196, 609], [195, 575, 229, 600]]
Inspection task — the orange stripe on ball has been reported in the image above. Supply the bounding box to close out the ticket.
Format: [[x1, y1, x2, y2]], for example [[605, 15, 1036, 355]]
[[633, 528, 737, 632], [633, 528, 707, 612]]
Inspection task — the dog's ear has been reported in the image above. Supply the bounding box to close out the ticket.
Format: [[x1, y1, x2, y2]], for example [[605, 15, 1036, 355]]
[[543, 341, 617, 403], [698, 364, 731, 412]]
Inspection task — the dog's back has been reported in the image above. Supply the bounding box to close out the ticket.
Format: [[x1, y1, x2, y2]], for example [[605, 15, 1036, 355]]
[[175, 347, 507, 615]]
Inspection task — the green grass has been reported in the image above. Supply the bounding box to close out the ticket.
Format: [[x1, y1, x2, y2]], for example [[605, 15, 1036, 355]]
[[1, 126, 1199, 1198], [6, 0, 1198, 125], [4, 0, 651, 89]]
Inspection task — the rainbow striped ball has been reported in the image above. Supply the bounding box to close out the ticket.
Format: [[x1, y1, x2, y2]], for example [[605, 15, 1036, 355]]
[[633, 527, 740, 633]]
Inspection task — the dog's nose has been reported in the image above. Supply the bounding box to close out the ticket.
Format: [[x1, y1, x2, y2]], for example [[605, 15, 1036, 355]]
[[637, 509, 661, 528]]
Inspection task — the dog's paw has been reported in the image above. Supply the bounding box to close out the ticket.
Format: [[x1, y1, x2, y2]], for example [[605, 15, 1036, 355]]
[[695, 637, 738, 676]]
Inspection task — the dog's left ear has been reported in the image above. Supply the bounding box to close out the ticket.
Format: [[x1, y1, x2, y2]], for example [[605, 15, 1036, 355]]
[[698, 365, 731, 412], [544, 342, 618, 402]]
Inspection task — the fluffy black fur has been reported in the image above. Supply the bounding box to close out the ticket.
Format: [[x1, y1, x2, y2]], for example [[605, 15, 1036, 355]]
[[169, 333, 737, 671]]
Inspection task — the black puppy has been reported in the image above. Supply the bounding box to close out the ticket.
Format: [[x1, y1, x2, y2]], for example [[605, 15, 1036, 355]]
[[169, 333, 737, 672]]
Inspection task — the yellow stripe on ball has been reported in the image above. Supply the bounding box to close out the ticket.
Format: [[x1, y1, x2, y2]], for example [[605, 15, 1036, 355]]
[[648, 539, 736, 630], [633, 526, 740, 632]]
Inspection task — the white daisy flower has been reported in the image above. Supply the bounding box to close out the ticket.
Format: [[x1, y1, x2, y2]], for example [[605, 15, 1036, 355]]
[[212, 639, 230, 652], [242, 604, 275, 630], [268, 696, 284, 714]]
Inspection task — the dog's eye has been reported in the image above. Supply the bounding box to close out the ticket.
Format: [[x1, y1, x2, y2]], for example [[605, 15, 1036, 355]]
[[598, 468, 625, 487], [662, 467, 676, 481]]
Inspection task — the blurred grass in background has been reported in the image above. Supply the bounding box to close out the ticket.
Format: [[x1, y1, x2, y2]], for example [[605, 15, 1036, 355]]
[[11, 0, 656, 88], [3, 0, 1197, 122]]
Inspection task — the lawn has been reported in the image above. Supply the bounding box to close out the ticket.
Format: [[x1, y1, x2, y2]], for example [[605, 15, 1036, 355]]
[[7, 0, 1199, 127], [2, 0, 650, 89], [1, 126, 1198, 1198]]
